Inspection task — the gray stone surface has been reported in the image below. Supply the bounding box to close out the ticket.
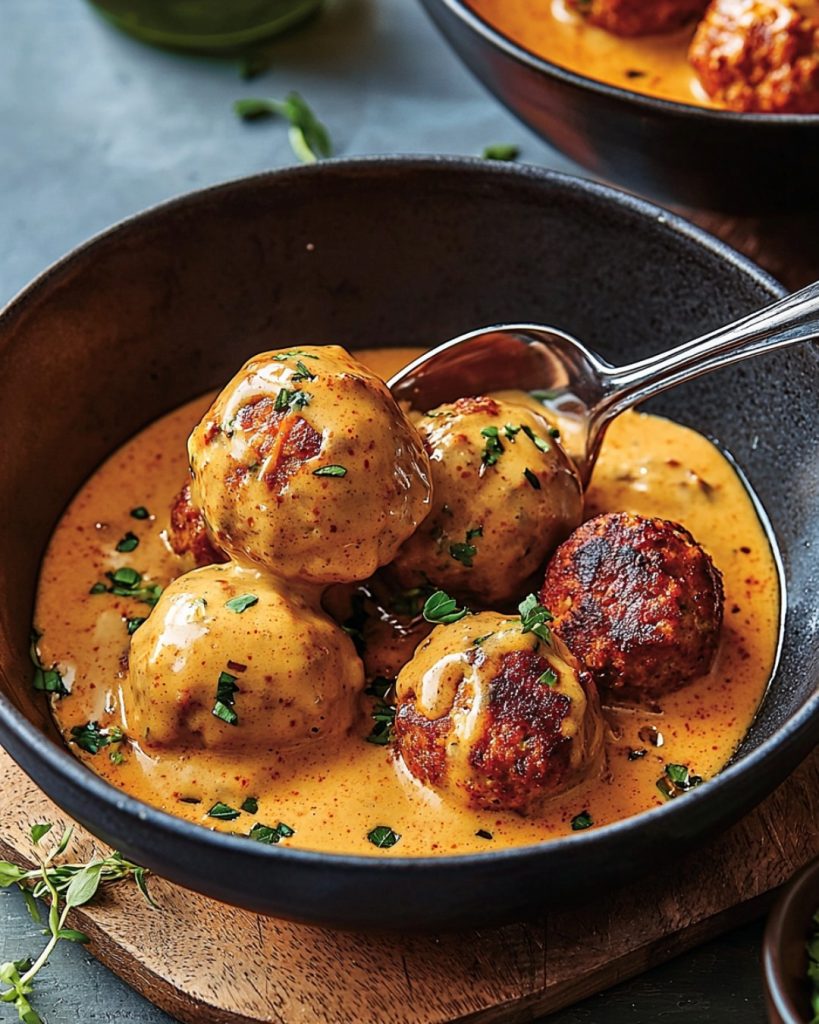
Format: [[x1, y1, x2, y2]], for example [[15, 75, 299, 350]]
[[0, 0, 768, 1021]]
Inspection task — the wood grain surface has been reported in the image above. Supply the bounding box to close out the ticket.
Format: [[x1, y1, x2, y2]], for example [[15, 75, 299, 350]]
[[0, 744, 817, 1024]]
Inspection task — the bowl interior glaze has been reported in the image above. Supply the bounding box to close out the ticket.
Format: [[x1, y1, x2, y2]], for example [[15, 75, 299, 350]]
[[0, 158, 816, 929]]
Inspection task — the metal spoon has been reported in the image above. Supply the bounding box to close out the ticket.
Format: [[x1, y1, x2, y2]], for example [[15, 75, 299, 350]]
[[388, 280, 819, 486]]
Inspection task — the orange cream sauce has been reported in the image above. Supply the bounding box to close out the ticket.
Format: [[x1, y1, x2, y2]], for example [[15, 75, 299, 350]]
[[468, 0, 718, 108], [34, 347, 779, 857]]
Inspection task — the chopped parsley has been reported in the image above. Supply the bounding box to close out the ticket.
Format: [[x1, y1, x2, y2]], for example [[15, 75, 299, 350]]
[[207, 802, 241, 821], [69, 721, 125, 755], [537, 668, 558, 688], [519, 594, 554, 644], [129, 506, 150, 519], [115, 531, 139, 553], [109, 750, 126, 766], [503, 423, 521, 440], [523, 468, 541, 490], [126, 616, 146, 636], [423, 590, 468, 625], [291, 360, 317, 383], [475, 829, 494, 840], [656, 763, 704, 800], [225, 593, 258, 614], [240, 797, 259, 814], [450, 527, 482, 567], [234, 92, 332, 165], [93, 568, 163, 606], [480, 425, 504, 468], [472, 633, 494, 646], [571, 811, 593, 831], [366, 701, 396, 746], [520, 424, 550, 454], [367, 825, 400, 849], [274, 388, 311, 413], [212, 670, 240, 726], [271, 350, 319, 362], [248, 821, 295, 845], [29, 630, 68, 697], [313, 465, 347, 477], [482, 143, 519, 162]]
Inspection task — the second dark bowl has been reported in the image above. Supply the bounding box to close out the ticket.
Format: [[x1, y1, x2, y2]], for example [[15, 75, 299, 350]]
[[420, 0, 819, 212]]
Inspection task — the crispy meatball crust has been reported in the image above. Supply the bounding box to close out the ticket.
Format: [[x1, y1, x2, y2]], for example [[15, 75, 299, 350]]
[[569, 0, 708, 36], [391, 396, 583, 608], [394, 612, 604, 814], [168, 483, 227, 567], [689, 0, 819, 112], [540, 512, 724, 702]]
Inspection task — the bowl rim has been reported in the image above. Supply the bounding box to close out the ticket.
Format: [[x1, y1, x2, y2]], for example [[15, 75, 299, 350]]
[[763, 856, 819, 1024], [1, 154, 817, 877], [428, 0, 819, 125]]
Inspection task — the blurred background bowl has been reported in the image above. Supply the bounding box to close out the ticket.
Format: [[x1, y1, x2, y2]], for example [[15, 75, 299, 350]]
[[0, 158, 817, 928], [419, 0, 819, 213], [763, 857, 819, 1024]]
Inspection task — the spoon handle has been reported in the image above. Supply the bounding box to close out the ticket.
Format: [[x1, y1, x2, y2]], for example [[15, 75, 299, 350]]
[[600, 279, 819, 419]]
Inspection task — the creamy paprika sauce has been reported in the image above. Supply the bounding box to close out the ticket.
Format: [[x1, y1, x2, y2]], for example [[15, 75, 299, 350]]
[[468, 0, 717, 108], [33, 347, 780, 856]]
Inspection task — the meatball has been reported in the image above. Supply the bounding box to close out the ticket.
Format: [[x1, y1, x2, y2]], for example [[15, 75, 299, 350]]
[[394, 610, 604, 814], [188, 346, 432, 584], [688, 0, 819, 112], [568, 0, 708, 36], [168, 483, 227, 567], [540, 512, 724, 702], [390, 397, 583, 608], [128, 562, 362, 751]]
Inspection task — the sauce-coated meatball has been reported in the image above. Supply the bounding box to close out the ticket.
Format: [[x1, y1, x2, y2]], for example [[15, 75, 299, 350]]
[[394, 611, 604, 814], [568, 0, 708, 36], [188, 346, 432, 584], [390, 397, 583, 608], [128, 562, 362, 751], [540, 512, 724, 702], [168, 483, 227, 567], [689, 0, 819, 112]]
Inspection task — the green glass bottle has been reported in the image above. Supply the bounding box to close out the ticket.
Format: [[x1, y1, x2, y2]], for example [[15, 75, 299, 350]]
[[86, 0, 324, 51]]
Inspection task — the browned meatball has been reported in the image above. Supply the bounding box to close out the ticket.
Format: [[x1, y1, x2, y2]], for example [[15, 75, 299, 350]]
[[540, 513, 724, 702], [569, 0, 708, 36], [168, 483, 227, 567], [689, 0, 819, 112], [394, 611, 604, 814]]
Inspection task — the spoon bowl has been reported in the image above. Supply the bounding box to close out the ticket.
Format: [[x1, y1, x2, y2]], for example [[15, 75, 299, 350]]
[[389, 280, 819, 485]]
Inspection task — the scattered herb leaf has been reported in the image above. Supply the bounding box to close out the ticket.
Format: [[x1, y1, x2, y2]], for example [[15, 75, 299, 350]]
[[126, 616, 146, 636], [423, 590, 468, 625], [248, 822, 295, 845], [240, 797, 259, 814], [367, 825, 400, 849], [274, 387, 311, 413], [519, 594, 554, 645], [472, 633, 494, 647], [571, 810, 593, 831], [292, 360, 317, 382], [523, 468, 541, 490], [366, 701, 396, 746], [313, 465, 347, 477], [482, 143, 519, 162], [29, 630, 68, 698], [537, 668, 558, 688], [475, 829, 494, 840], [656, 763, 704, 800], [480, 425, 504, 468], [115, 532, 139, 553], [207, 802, 241, 821], [213, 670, 240, 727], [129, 506, 150, 520], [225, 593, 258, 614], [520, 423, 550, 453], [233, 92, 332, 164]]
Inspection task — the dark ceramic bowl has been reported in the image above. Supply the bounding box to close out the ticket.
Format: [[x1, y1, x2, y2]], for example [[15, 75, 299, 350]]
[[0, 158, 817, 929], [419, 0, 819, 212], [764, 857, 819, 1024]]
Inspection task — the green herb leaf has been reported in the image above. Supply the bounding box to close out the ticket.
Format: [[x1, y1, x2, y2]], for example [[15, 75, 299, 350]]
[[207, 802, 241, 821], [365, 677, 393, 699], [519, 594, 554, 645], [367, 825, 400, 849], [656, 763, 704, 800], [70, 721, 112, 755], [571, 810, 593, 831], [366, 702, 396, 746], [234, 92, 331, 164], [89, 582, 107, 594], [115, 531, 139, 553], [240, 797, 259, 814], [666, 763, 689, 785], [247, 821, 296, 845], [482, 143, 520, 162], [523, 468, 541, 490], [126, 616, 146, 636], [292, 360, 317, 382], [29, 825, 52, 846], [0, 862, 27, 888], [274, 387, 311, 413], [422, 590, 468, 625], [475, 829, 494, 840], [109, 750, 125, 766], [520, 424, 550, 453], [64, 862, 104, 909], [129, 506, 150, 519], [472, 633, 494, 646], [313, 464, 347, 477], [271, 350, 319, 362], [225, 594, 258, 614], [109, 566, 140, 588], [29, 631, 68, 698], [212, 701, 238, 726], [537, 668, 558, 688], [480, 425, 504, 468], [57, 928, 90, 944]]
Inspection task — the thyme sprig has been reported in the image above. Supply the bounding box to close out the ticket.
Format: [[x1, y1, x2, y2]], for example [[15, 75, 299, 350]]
[[0, 824, 154, 1023]]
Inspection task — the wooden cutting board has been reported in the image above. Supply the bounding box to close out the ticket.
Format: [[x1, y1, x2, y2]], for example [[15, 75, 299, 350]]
[[1, 744, 817, 1024], [2, 218, 816, 1024]]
